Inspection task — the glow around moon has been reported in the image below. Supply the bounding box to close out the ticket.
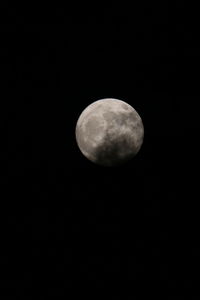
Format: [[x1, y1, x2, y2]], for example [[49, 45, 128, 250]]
[[75, 98, 144, 166]]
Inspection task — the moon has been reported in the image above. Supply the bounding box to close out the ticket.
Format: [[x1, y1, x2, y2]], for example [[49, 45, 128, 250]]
[[75, 98, 144, 166]]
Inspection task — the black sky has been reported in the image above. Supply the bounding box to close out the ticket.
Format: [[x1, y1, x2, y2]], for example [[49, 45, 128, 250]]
[[0, 2, 199, 298]]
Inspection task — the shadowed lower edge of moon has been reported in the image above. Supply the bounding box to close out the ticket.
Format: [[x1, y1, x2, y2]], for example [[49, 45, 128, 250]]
[[76, 125, 143, 167]]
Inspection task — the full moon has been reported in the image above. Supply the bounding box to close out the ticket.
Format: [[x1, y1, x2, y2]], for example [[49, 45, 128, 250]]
[[75, 98, 144, 166]]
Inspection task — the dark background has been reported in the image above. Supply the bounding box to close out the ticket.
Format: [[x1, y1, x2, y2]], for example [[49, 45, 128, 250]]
[[0, 2, 199, 299]]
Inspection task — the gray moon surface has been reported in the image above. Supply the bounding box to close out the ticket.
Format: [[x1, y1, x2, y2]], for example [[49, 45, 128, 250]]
[[75, 98, 144, 166]]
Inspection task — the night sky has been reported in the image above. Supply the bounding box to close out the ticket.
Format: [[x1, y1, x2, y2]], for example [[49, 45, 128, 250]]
[[0, 2, 199, 298]]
